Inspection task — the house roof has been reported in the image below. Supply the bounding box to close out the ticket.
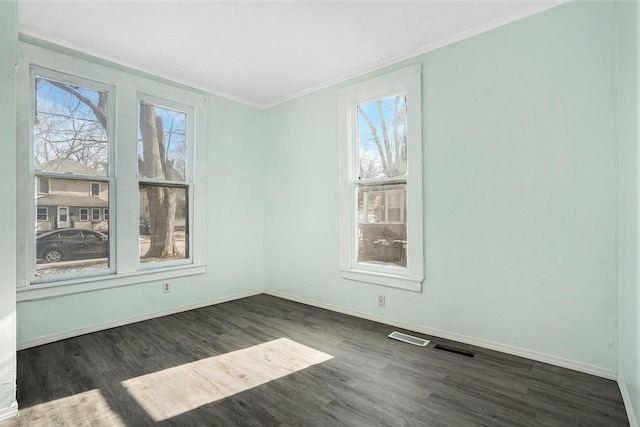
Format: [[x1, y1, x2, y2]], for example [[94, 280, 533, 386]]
[[37, 194, 108, 208], [37, 159, 105, 176]]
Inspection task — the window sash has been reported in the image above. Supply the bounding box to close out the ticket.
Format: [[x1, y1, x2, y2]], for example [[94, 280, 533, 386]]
[[29, 67, 115, 283]]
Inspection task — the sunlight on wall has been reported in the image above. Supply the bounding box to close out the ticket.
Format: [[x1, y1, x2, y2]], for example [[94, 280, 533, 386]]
[[122, 338, 333, 421]]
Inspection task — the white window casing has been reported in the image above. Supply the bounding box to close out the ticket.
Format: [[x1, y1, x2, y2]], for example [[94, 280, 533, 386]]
[[338, 65, 424, 292], [16, 41, 207, 298]]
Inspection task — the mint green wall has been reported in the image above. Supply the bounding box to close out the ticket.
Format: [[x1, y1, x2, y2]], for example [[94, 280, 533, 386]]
[[617, 0, 640, 423], [0, 0, 17, 417], [265, 1, 620, 371], [16, 92, 265, 345]]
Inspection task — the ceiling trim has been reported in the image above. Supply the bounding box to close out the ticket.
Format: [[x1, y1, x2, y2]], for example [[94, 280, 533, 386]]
[[20, 0, 567, 110], [261, 0, 567, 109]]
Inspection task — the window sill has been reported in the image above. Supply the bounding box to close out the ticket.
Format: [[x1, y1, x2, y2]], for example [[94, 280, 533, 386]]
[[17, 263, 206, 302], [340, 268, 422, 292]]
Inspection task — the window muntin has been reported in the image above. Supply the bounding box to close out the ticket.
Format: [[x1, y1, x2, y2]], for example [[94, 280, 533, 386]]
[[338, 65, 423, 291], [33, 72, 112, 279]]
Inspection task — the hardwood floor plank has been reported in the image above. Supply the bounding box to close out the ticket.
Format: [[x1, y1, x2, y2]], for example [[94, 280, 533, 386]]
[[1, 294, 629, 427]]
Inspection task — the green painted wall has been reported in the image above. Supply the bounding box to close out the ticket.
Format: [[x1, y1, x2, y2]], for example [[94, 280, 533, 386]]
[[0, 0, 17, 418], [264, 1, 620, 371], [617, 0, 640, 423]]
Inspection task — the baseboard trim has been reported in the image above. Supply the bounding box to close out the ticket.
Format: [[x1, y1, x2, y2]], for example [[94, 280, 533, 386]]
[[0, 401, 18, 422], [265, 290, 618, 380], [618, 373, 638, 427], [17, 290, 263, 350]]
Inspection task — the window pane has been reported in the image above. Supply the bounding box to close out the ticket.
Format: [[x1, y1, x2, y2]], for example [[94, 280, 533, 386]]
[[139, 184, 188, 263], [35, 77, 109, 176], [38, 177, 49, 194], [90, 182, 100, 196], [138, 102, 186, 181], [357, 94, 407, 179], [357, 183, 407, 267], [35, 178, 109, 275], [36, 207, 48, 221]]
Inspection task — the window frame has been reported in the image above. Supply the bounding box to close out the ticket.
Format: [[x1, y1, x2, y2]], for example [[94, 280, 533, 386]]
[[136, 94, 194, 270], [38, 177, 49, 194], [90, 182, 101, 197], [29, 67, 116, 283], [91, 208, 101, 221], [338, 65, 424, 291], [36, 207, 48, 222], [16, 41, 207, 299], [79, 208, 89, 221]]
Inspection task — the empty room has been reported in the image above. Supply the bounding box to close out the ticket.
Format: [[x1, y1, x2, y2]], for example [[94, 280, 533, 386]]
[[0, 0, 639, 425]]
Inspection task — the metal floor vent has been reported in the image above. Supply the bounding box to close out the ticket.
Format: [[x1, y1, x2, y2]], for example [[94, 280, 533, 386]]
[[434, 344, 475, 358], [388, 331, 430, 347]]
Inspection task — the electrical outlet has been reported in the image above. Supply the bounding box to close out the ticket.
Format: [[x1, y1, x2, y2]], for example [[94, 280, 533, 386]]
[[163, 282, 171, 293], [377, 295, 385, 307]]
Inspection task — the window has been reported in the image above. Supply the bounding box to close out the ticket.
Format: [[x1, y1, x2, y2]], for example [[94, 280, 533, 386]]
[[17, 41, 206, 294], [36, 207, 48, 221], [90, 182, 100, 196], [338, 65, 424, 291], [32, 72, 112, 278], [38, 177, 49, 194], [137, 98, 191, 265]]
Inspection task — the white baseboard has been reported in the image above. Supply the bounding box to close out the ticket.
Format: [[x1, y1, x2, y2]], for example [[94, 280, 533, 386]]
[[618, 373, 638, 427], [0, 401, 18, 422], [17, 290, 263, 350], [265, 290, 618, 381]]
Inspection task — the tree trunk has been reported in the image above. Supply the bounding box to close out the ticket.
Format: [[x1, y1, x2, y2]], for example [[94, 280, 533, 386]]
[[139, 102, 180, 259]]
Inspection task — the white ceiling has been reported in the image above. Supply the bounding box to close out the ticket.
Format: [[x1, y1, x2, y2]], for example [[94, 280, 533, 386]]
[[18, 0, 565, 109]]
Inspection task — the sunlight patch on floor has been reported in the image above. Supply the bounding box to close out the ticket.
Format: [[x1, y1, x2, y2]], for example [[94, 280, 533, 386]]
[[121, 337, 334, 421], [18, 389, 126, 427]]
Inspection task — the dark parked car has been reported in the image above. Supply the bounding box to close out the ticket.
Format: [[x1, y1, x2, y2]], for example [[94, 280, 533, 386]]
[[36, 229, 109, 263]]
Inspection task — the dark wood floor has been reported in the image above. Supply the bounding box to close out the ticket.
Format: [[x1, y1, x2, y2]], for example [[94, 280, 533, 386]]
[[1, 294, 629, 426]]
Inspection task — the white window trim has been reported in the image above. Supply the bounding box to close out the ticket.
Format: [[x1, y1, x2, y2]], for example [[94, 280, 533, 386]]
[[338, 65, 424, 292], [79, 208, 89, 221], [91, 208, 101, 221], [90, 181, 100, 196], [36, 207, 48, 221], [16, 41, 207, 298], [38, 177, 49, 194]]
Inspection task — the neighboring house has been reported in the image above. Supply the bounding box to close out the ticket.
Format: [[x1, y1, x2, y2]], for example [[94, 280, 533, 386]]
[[36, 159, 109, 234]]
